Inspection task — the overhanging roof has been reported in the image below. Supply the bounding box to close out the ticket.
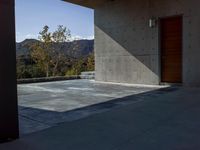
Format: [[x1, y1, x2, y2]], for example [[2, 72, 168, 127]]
[[63, 0, 107, 9]]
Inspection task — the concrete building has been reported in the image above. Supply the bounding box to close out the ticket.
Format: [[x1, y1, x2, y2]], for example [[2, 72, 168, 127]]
[[1, 0, 200, 141], [66, 0, 200, 86], [0, 0, 19, 141]]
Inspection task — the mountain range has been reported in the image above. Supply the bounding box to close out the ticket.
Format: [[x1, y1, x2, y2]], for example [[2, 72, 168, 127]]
[[16, 39, 94, 59]]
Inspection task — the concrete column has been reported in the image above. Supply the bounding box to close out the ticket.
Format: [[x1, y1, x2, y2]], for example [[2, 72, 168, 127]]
[[0, 0, 19, 141]]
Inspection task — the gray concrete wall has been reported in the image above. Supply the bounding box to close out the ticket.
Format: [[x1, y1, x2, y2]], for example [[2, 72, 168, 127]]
[[94, 0, 200, 86], [0, 0, 19, 140]]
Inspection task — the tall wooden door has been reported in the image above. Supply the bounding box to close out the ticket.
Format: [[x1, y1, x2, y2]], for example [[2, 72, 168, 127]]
[[160, 16, 182, 83]]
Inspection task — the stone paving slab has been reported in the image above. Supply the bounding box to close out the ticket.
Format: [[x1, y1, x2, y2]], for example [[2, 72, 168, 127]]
[[1, 86, 200, 150], [18, 79, 164, 135]]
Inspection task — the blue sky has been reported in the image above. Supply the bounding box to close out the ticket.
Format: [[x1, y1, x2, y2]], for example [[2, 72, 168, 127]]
[[15, 0, 94, 42]]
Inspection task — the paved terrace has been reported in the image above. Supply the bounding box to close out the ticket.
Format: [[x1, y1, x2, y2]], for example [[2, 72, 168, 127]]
[[18, 79, 162, 135], [1, 80, 200, 149]]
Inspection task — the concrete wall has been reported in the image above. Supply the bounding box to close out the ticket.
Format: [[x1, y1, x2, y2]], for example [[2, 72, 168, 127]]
[[94, 0, 200, 86], [0, 0, 19, 140]]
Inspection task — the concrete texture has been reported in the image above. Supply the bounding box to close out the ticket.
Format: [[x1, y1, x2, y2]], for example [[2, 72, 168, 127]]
[[18, 79, 162, 135], [64, 0, 106, 8], [94, 0, 200, 86], [0, 0, 19, 140], [80, 71, 95, 79], [17, 76, 80, 84], [1, 85, 200, 149]]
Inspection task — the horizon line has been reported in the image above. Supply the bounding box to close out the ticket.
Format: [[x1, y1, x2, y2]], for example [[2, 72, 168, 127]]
[[16, 37, 94, 43]]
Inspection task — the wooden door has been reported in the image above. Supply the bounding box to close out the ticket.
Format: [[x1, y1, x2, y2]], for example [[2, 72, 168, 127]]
[[160, 16, 182, 83]]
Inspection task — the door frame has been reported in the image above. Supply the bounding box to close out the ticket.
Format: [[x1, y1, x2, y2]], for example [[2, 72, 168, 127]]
[[158, 15, 183, 85]]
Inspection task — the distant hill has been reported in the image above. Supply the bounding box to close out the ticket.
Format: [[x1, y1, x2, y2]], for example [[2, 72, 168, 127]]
[[16, 39, 94, 59]]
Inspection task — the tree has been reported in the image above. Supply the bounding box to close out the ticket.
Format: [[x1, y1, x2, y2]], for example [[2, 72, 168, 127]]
[[16, 57, 45, 79], [16, 58, 26, 79], [66, 58, 87, 76], [28, 25, 94, 78], [87, 52, 95, 71], [31, 25, 52, 77], [51, 25, 71, 76]]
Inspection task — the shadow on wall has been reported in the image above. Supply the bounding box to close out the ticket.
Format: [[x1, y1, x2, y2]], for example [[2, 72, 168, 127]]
[[18, 86, 179, 135], [94, 0, 160, 84]]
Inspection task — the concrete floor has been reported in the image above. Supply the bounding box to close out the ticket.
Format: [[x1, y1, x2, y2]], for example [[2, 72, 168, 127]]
[[1, 83, 200, 149], [18, 79, 162, 135]]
